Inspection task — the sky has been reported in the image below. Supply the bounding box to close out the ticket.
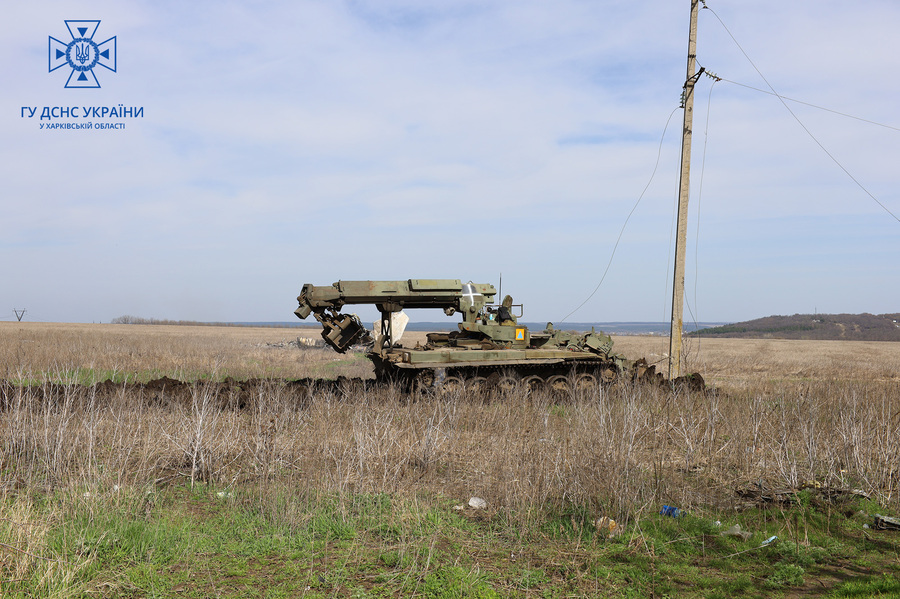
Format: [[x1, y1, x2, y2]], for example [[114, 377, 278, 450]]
[[2, 0, 898, 326]]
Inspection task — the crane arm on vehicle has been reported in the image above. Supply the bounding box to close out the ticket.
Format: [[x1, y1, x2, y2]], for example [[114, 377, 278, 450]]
[[295, 279, 497, 353]]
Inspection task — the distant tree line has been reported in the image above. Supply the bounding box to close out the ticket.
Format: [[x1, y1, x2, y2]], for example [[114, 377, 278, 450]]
[[692, 313, 900, 341], [110, 315, 239, 327]]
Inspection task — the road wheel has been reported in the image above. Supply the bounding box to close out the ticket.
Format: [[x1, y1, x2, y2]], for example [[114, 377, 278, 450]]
[[441, 376, 464, 395], [600, 366, 618, 384], [467, 376, 488, 394], [496, 375, 518, 393], [413, 371, 435, 398], [522, 375, 544, 393], [576, 373, 598, 391], [547, 375, 571, 395]]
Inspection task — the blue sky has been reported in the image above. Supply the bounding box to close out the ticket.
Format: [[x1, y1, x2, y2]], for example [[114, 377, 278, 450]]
[[2, 0, 898, 325]]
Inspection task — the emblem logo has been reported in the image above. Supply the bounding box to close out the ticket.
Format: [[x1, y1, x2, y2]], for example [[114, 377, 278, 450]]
[[49, 20, 117, 88]]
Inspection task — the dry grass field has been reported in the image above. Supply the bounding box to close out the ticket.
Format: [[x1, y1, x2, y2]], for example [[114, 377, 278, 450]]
[[613, 334, 900, 386], [3, 319, 900, 509], [5, 321, 899, 385], [0, 321, 355, 382], [2, 321, 900, 597]]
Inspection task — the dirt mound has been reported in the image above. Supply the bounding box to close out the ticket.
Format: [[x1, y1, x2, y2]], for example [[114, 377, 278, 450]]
[[0, 377, 374, 410]]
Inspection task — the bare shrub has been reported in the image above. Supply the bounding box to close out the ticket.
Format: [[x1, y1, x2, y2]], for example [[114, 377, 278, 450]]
[[155, 380, 237, 489], [4, 376, 900, 517], [4, 323, 900, 523]]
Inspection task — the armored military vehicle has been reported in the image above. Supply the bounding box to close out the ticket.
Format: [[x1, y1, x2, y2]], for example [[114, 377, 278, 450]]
[[295, 279, 666, 393]]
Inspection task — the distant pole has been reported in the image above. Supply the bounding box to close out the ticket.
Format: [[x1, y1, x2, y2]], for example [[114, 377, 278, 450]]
[[13, 309, 26, 322], [669, 0, 700, 380]]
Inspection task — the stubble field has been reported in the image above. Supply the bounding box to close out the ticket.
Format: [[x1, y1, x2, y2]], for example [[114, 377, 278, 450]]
[[2, 321, 900, 598]]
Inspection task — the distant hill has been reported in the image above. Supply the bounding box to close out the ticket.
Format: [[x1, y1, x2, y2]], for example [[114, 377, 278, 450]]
[[691, 313, 900, 341]]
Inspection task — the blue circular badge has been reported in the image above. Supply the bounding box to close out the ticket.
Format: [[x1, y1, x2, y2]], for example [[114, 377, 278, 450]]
[[66, 38, 99, 71]]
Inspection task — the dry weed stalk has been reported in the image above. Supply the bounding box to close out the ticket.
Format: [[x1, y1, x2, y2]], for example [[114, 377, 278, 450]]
[[3, 323, 900, 520]]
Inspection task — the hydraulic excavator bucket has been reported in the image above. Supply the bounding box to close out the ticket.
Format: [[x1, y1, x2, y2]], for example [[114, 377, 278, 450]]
[[320, 313, 368, 353]]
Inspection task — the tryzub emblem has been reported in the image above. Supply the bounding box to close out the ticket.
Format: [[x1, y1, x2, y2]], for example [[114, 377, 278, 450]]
[[49, 20, 117, 88]]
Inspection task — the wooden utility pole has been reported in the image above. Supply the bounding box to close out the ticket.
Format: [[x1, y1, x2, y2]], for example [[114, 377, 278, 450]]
[[669, 0, 700, 380]]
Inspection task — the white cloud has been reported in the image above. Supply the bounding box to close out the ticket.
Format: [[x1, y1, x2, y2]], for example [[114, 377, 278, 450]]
[[1, 0, 898, 323]]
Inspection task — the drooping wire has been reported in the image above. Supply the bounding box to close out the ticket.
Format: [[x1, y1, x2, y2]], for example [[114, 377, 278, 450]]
[[662, 149, 680, 330], [704, 5, 900, 225], [558, 107, 680, 324], [654, 144, 684, 368], [712, 76, 900, 133]]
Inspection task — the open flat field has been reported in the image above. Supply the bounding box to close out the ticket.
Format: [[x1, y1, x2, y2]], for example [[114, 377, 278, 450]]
[[5, 321, 900, 385], [0, 321, 351, 383], [2, 321, 900, 598]]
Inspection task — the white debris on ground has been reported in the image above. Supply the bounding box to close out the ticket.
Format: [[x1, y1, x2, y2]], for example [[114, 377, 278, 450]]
[[259, 337, 324, 349], [594, 516, 622, 537], [468, 497, 488, 510], [454, 496, 489, 511]]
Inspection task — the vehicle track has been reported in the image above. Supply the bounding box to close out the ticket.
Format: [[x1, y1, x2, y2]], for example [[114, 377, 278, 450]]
[[0, 368, 705, 410]]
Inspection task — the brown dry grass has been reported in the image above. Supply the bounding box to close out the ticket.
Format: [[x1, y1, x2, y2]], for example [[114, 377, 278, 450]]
[[7, 321, 898, 385], [0, 321, 368, 382], [2, 321, 899, 522], [612, 334, 900, 386]]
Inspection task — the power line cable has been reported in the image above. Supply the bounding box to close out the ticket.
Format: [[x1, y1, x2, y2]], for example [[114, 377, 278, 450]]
[[662, 149, 680, 328], [703, 4, 900, 225], [559, 107, 680, 324], [708, 75, 900, 133]]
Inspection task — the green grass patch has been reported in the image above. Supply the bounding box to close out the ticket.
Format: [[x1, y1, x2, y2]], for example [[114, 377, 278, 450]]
[[828, 574, 900, 598], [3, 487, 900, 598]]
